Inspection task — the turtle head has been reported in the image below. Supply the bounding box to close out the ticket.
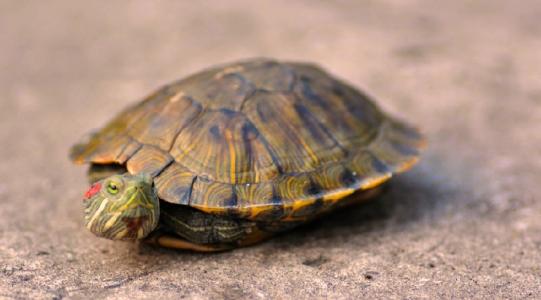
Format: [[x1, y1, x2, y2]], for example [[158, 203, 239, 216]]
[[82, 173, 160, 241]]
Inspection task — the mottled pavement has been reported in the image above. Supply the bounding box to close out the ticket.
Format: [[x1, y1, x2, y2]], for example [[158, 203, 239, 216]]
[[1, 1, 540, 299]]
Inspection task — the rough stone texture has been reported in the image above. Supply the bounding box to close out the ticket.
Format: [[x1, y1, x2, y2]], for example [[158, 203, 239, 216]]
[[1, 1, 540, 299]]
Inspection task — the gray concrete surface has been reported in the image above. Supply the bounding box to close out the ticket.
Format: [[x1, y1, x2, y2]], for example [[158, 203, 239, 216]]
[[1, 1, 540, 299]]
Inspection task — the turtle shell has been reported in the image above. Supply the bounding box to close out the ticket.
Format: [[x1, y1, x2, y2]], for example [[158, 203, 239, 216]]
[[71, 58, 425, 221]]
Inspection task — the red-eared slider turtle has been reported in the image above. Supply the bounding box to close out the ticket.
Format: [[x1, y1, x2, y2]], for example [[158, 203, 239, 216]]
[[70, 58, 425, 251]]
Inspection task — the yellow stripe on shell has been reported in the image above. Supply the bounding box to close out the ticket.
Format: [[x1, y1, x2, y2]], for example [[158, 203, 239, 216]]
[[298, 137, 319, 166], [246, 204, 274, 219], [394, 157, 420, 173], [174, 142, 198, 161], [224, 128, 236, 183], [360, 174, 391, 190], [322, 188, 355, 202]]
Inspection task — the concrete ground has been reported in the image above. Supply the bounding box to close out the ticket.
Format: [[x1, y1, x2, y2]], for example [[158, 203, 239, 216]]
[[1, 1, 540, 299]]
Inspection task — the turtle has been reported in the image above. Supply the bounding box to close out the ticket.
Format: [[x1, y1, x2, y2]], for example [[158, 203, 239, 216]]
[[70, 58, 425, 252]]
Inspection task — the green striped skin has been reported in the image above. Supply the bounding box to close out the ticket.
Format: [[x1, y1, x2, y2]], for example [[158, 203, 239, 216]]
[[159, 201, 257, 245], [83, 173, 159, 240]]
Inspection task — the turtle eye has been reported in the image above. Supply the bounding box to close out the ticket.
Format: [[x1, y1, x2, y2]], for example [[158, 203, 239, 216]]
[[107, 181, 121, 195]]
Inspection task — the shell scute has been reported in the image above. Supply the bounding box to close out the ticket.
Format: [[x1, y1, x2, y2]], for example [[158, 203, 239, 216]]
[[169, 109, 279, 184], [127, 92, 203, 151], [154, 163, 195, 205], [190, 177, 236, 211], [126, 145, 173, 177], [293, 74, 382, 148], [242, 91, 346, 174]]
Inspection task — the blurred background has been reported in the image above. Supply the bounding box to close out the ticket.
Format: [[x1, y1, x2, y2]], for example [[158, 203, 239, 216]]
[[1, 1, 540, 298]]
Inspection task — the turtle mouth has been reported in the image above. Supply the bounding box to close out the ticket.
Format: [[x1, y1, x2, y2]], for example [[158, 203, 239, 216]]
[[113, 188, 157, 239], [121, 215, 150, 239], [89, 209, 155, 240]]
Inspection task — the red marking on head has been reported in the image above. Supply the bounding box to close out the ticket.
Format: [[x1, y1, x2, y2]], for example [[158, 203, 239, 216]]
[[84, 182, 101, 200]]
